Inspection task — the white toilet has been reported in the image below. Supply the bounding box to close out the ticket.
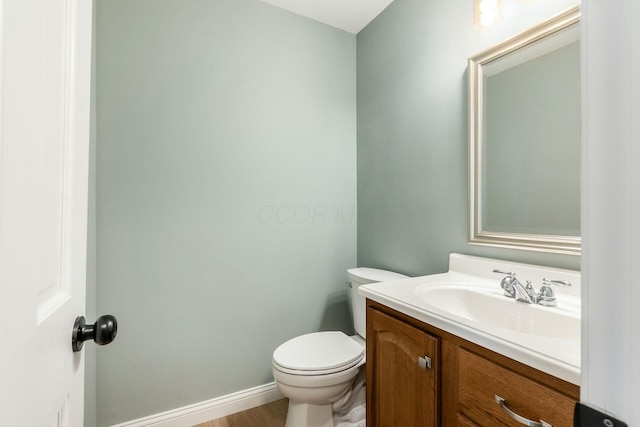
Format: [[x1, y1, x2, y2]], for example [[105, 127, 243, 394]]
[[272, 268, 408, 427]]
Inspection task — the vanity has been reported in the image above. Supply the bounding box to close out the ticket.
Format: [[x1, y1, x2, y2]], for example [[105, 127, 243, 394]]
[[359, 254, 580, 427]]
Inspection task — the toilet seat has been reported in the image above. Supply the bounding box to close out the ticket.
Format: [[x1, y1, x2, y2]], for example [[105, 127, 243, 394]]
[[272, 331, 364, 376]]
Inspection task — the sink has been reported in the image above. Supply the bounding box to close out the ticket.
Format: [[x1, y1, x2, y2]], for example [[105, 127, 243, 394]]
[[358, 253, 581, 385], [416, 284, 580, 341]]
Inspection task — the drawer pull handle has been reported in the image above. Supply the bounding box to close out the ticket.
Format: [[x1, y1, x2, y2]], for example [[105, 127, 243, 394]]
[[495, 395, 552, 427]]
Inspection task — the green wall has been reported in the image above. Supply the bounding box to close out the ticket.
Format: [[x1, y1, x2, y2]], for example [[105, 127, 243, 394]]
[[357, 0, 581, 276], [84, 2, 97, 425], [95, 0, 356, 424]]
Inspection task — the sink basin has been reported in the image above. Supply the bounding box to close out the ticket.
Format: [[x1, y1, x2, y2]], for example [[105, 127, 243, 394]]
[[416, 284, 580, 340], [358, 254, 581, 384]]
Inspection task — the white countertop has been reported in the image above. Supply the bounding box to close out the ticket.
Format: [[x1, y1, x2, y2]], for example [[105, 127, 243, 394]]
[[358, 253, 581, 385]]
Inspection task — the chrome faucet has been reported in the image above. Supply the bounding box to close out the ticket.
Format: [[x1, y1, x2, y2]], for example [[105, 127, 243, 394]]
[[513, 280, 538, 304], [537, 278, 572, 306], [493, 270, 571, 307], [493, 269, 518, 298]]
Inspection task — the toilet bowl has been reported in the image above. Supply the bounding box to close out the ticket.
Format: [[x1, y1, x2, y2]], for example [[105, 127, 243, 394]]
[[272, 268, 408, 427]]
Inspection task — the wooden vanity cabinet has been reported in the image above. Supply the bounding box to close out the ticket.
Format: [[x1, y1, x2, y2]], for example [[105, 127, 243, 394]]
[[366, 300, 580, 427]]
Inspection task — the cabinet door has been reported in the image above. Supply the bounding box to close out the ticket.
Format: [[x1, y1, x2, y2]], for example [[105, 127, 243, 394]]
[[367, 308, 439, 427]]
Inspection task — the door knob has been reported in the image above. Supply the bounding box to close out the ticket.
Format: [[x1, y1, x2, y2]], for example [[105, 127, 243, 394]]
[[72, 315, 118, 352]]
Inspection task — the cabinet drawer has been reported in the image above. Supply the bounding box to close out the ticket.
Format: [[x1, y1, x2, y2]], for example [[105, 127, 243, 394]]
[[458, 348, 577, 427]]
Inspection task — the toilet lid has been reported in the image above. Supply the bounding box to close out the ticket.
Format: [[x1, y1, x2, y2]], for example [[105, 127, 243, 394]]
[[273, 331, 364, 374]]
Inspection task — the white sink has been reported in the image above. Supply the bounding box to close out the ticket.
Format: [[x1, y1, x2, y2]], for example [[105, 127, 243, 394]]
[[416, 284, 580, 340], [358, 253, 581, 385]]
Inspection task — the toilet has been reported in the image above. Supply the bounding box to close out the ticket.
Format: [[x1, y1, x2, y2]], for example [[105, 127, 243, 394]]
[[272, 268, 409, 427]]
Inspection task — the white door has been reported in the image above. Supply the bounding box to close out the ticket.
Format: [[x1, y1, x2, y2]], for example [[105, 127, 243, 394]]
[[0, 0, 93, 425]]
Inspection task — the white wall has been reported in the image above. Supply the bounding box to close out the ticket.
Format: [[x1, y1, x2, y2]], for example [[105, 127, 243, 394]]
[[581, 0, 640, 424]]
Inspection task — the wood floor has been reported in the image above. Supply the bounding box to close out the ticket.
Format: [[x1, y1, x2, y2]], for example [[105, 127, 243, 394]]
[[194, 398, 288, 427]]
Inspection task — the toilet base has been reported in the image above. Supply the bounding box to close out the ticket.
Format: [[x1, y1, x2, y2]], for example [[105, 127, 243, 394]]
[[285, 400, 334, 427]]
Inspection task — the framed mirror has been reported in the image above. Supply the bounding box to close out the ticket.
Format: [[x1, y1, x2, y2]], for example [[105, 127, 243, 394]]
[[468, 6, 580, 255]]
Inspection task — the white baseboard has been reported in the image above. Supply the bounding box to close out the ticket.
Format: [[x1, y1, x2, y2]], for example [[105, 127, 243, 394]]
[[109, 382, 284, 427]]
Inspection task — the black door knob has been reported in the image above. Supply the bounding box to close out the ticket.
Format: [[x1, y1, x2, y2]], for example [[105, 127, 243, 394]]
[[72, 315, 118, 352]]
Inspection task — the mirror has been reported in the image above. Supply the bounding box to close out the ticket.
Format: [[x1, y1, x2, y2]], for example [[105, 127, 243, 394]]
[[468, 6, 580, 255]]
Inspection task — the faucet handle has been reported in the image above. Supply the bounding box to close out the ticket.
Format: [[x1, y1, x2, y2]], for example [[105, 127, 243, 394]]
[[537, 278, 572, 307], [493, 269, 517, 298], [542, 278, 572, 287]]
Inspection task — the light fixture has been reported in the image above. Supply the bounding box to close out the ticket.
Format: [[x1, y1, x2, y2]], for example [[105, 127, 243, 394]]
[[474, 0, 503, 29]]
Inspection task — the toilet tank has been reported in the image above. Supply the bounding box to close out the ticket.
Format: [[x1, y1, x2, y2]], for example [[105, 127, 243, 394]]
[[347, 268, 409, 339]]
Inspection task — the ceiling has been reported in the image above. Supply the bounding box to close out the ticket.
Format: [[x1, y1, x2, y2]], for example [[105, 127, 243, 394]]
[[257, 0, 396, 34]]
